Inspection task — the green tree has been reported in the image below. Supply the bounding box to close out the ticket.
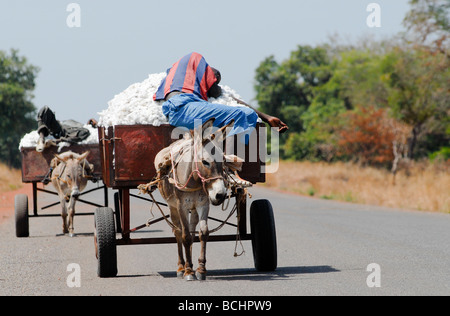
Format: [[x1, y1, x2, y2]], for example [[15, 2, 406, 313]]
[[381, 46, 449, 158], [285, 48, 390, 161], [0, 49, 39, 168], [254, 45, 333, 157], [254, 0, 449, 163]]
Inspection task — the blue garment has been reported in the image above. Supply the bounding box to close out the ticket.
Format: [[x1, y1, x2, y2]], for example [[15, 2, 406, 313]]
[[162, 94, 258, 140]]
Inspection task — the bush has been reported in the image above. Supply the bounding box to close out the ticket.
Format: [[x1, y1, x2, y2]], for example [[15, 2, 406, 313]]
[[429, 147, 450, 161]]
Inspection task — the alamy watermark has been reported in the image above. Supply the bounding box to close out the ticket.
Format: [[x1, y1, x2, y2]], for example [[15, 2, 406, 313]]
[[366, 263, 381, 288], [65, 3, 381, 29], [366, 3, 381, 28], [66, 3, 81, 28], [66, 263, 81, 288]]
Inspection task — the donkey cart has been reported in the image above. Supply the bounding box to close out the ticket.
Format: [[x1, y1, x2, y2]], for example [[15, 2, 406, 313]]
[[15, 144, 109, 238], [96, 124, 277, 278]]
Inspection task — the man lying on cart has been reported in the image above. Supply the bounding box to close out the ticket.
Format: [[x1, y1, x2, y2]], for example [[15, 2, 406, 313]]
[[154, 52, 289, 139], [154, 52, 289, 185]]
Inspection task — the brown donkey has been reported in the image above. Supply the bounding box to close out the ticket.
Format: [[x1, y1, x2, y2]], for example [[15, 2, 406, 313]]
[[153, 119, 233, 281], [51, 151, 93, 237]]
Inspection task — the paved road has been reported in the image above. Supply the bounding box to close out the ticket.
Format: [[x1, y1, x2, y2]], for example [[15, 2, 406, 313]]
[[0, 184, 449, 296]]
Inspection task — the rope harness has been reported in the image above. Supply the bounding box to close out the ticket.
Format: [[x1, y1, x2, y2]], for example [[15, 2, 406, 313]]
[[168, 142, 224, 194], [49, 158, 97, 198]]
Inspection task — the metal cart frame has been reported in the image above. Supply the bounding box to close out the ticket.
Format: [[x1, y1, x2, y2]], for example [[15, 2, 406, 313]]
[[15, 144, 109, 237]]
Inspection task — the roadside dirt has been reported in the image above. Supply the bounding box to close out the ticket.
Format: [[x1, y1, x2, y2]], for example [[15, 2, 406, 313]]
[[0, 184, 32, 225]]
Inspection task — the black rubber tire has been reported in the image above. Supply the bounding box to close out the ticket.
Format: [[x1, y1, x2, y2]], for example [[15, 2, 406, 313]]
[[94, 207, 118, 278], [250, 199, 277, 272], [15, 194, 29, 238]]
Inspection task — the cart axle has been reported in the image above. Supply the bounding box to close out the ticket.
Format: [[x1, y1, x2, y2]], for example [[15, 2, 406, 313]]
[[116, 234, 252, 246]]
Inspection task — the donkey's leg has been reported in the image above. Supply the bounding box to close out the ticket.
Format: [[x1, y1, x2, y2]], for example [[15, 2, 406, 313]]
[[67, 197, 77, 237], [170, 207, 185, 278], [189, 210, 199, 242], [60, 195, 69, 234], [195, 205, 210, 281], [175, 229, 186, 279], [196, 229, 209, 280], [179, 207, 195, 280], [182, 228, 195, 280]]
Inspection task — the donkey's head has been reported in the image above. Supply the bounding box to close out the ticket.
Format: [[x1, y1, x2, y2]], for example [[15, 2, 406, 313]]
[[54, 151, 92, 198], [193, 119, 234, 206]]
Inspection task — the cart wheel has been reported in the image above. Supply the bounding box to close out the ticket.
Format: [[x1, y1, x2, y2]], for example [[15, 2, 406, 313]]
[[15, 194, 29, 238], [250, 199, 277, 272], [113, 192, 122, 234], [94, 207, 118, 278]]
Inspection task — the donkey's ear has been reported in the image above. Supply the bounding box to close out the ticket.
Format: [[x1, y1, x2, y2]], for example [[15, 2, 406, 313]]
[[214, 119, 235, 143], [194, 118, 216, 144], [201, 118, 216, 135], [51, 156, 61, 168], [51, 153, 67, 168], [54, 154, 66, 163], [77, 151, 90, 162]]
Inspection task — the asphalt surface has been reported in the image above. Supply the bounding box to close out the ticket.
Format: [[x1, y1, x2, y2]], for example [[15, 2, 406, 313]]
[[0, 184, 449, 296]]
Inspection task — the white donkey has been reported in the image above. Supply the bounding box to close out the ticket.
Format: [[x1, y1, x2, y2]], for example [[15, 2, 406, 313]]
[[51, 151, 93, 237]]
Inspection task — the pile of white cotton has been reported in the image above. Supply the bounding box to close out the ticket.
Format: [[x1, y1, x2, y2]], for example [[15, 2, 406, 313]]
[[98, 73, 168, 128], [98, 73, 250, 128]]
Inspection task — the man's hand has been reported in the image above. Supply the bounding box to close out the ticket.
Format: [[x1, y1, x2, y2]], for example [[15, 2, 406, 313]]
[[88, 118, 98, 128], [230, 95, 289, 133], [267, 116, 289, 134]]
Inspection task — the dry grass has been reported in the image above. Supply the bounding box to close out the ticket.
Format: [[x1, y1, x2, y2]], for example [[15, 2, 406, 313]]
[[264, 160, 450, 213], [2, 160, 448, 213], [0, 163, 23, 194]]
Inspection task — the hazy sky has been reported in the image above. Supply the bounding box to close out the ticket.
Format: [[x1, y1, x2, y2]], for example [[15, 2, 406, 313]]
[[0, 0, 411, 123]]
